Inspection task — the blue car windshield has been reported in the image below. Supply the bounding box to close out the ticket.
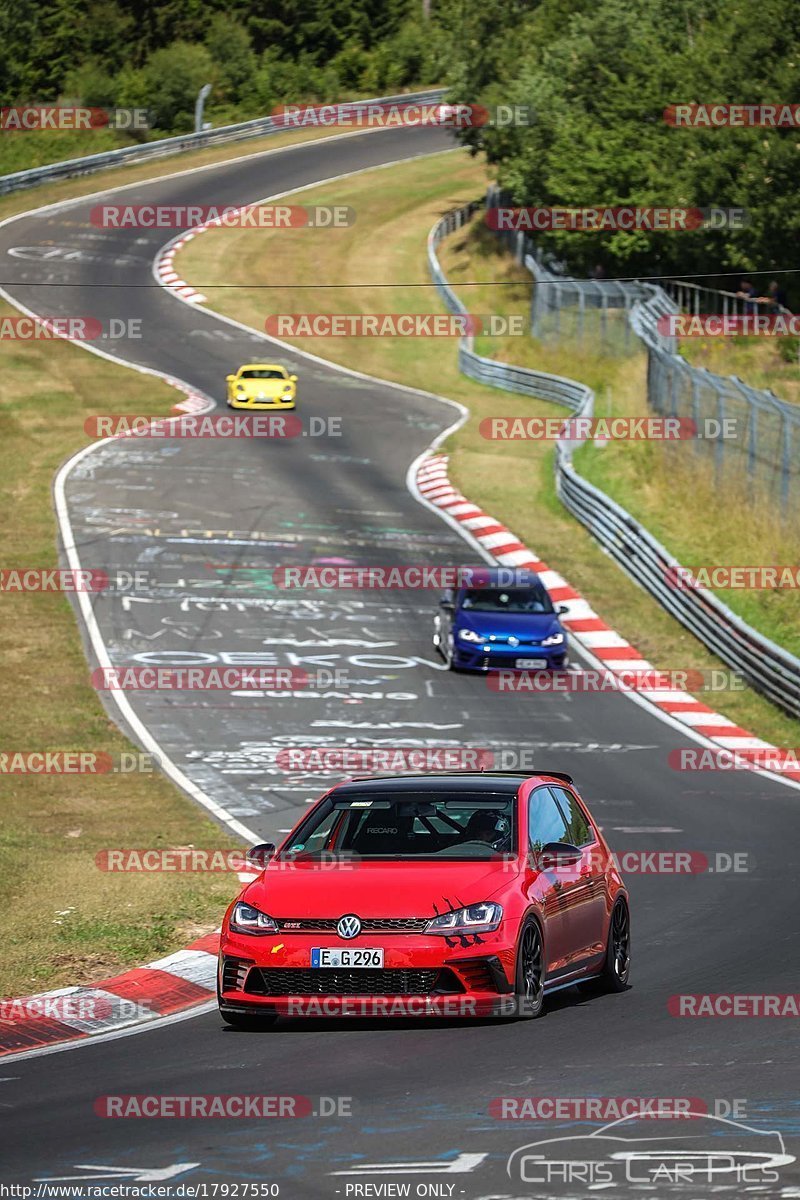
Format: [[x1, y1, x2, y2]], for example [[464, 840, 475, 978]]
[[461, 586, 553, 614]]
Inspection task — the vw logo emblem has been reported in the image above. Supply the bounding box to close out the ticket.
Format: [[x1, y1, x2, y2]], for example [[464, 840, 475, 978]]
[[337, 914, 361, 939]]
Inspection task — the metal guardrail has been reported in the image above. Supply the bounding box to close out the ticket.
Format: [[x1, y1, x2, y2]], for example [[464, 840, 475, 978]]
[[428, 200, 800, 719], [427, 206, 592, 414], [486, 184, 800, 510], [0, 89, 446, 197]]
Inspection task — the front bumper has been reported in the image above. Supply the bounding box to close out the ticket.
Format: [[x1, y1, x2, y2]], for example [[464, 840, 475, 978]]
[[228, 395, 296, 409], [452, 642, 567, 671], [219, 930, 517, 1019]]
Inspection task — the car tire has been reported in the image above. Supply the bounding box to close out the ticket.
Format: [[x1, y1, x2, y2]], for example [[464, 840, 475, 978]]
[[512, 917, 545, 1020], [578, 899, 630, 995]]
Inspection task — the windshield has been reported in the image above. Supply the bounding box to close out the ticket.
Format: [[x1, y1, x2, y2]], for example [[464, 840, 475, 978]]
[[280, 792, 517, 860], [460, 586, 553, 614], [240, 368, 286, 380]]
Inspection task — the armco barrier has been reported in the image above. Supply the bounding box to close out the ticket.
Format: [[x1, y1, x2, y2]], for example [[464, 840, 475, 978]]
[[427, 201, 800, 719], [0, 89, 445, 197], [486, 181, 800, 510]]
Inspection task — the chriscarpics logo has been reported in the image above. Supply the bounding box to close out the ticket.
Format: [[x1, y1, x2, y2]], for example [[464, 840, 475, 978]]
[[506, 1112, 795, 1188]]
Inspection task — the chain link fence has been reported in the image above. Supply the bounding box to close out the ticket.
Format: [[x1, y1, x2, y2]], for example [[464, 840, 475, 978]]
[[427, 200, 800, 719], [485, 185, 800, 510]]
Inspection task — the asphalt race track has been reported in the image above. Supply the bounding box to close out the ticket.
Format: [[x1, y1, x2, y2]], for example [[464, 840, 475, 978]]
[[1, 126, 799, 1195]]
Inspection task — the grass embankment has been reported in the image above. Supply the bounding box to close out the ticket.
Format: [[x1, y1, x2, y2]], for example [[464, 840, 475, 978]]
[[0, 307, 244, 996], [176, 149, 800, 748], [680, 334, 800, 406]]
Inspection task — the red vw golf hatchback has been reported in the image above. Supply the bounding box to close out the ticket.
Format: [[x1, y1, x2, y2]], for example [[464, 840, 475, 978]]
[[218, 772, 630, 1026]]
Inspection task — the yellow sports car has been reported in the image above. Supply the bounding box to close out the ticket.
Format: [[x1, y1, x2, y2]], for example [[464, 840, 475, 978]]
[[225, 363, 297, 409]]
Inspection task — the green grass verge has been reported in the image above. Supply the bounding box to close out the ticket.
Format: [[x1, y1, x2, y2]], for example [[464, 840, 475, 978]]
[[680, 332, 800, 406], [0, 305, 244, 996], [176, 149, 800, 749]]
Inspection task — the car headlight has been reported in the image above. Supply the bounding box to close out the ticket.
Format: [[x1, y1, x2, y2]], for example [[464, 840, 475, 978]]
[[541, 632, 565, 646], [229, 901, 279, 935], [458, 628, 483, 643], [425, 902, 503, 935]]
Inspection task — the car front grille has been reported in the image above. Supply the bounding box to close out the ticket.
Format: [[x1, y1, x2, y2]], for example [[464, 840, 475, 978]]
[[245, 967, 443, 996], [275, 917, 430, 934]]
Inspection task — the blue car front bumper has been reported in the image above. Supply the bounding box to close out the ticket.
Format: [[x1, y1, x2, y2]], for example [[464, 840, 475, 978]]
[[452, 642, 568, 672]]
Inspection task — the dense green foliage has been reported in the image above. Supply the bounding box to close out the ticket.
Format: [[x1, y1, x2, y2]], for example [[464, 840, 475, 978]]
[[454, 0, 800, 285], [0, 0, 449, 133], [1, 0, 797, 289]]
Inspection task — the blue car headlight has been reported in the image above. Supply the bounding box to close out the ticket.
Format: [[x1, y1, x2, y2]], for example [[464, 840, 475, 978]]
[[458, 628, 483, 643], [541, 632, 565, 646], [425, 902, 503, 935]]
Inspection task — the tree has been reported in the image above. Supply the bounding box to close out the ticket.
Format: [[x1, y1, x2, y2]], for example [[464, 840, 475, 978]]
[[141, 41, 214, 131]]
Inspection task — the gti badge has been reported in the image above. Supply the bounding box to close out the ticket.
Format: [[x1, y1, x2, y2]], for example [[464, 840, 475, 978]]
[[337, 914, 362, 939]]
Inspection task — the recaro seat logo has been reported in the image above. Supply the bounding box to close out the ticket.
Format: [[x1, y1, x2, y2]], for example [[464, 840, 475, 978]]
[[337, 915, 362, 940]]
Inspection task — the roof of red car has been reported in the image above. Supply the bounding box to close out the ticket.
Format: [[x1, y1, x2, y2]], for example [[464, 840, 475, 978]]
[[334, 771, 572, 794]]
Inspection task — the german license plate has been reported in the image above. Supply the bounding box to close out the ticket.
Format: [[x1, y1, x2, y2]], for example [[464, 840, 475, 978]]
[[516, 657, 548, 668], [311, 947, 384, 968]]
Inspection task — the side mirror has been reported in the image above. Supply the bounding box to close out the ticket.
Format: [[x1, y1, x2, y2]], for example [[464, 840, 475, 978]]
[[556, 604, 569, 614], [226, 375, 235, 383], [290, 374, 298, 382], [246, 842, 276, 868], [533, 841, 582, 870]]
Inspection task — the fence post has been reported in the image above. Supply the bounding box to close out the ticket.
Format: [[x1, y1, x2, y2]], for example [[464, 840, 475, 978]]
[[781, 411, 792, 511], [691, 371, 701, 445], [731, 377, 758, 480]]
